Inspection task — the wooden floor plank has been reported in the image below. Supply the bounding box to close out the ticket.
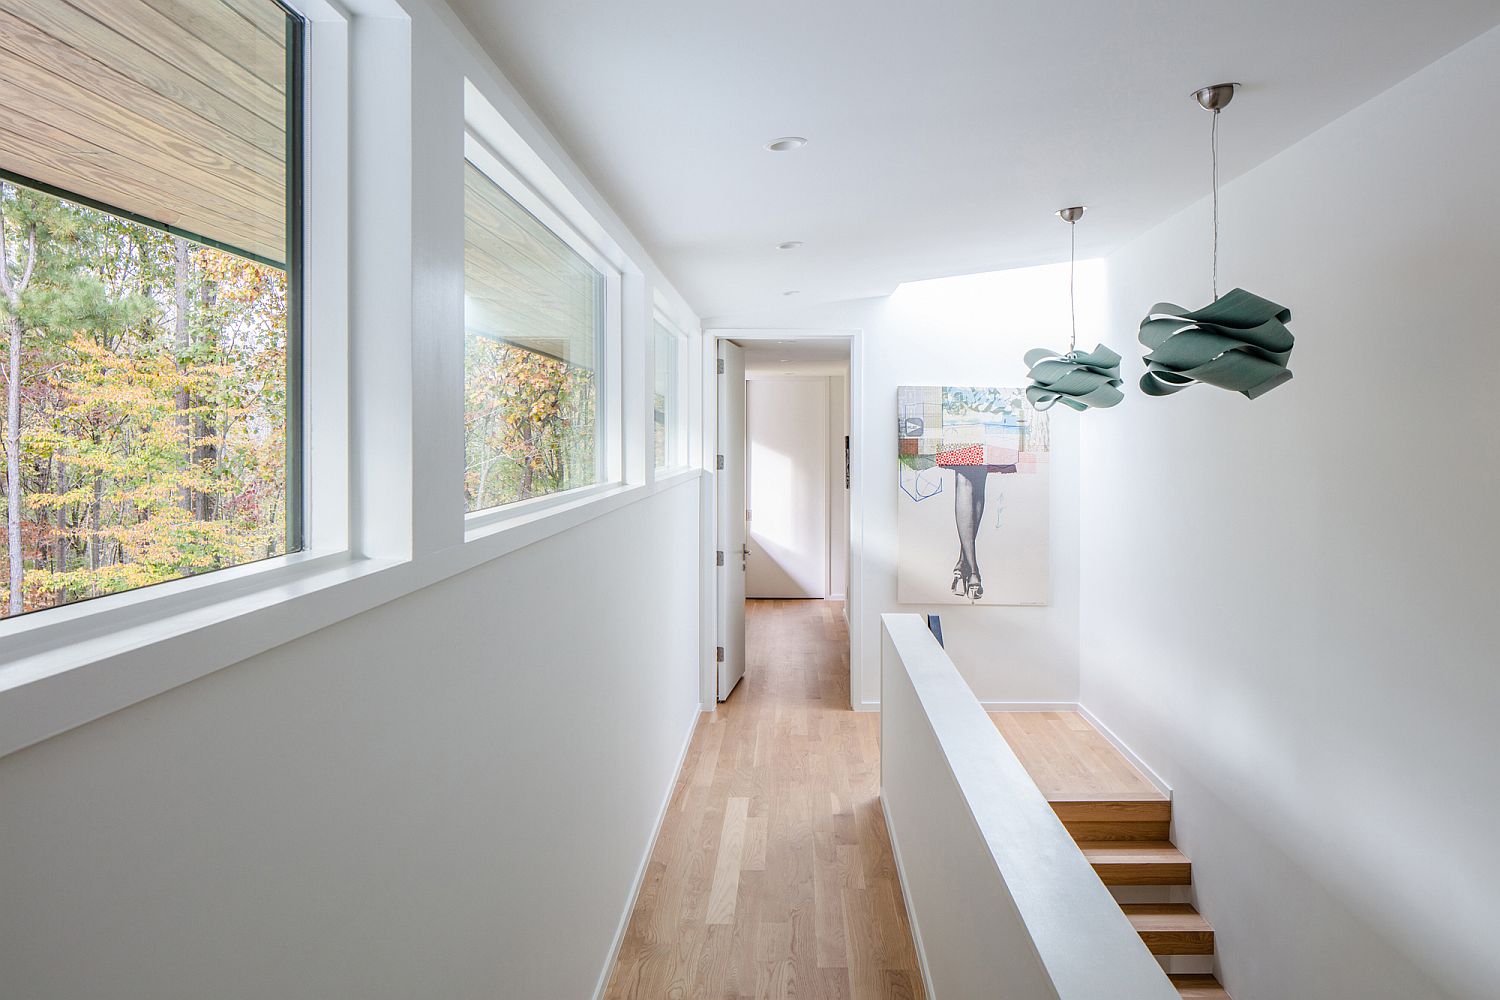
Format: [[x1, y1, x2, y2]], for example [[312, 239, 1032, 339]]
[[603, 600, 925, 999]]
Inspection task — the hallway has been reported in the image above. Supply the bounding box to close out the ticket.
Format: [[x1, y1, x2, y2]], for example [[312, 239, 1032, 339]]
[[603, 600, 925, 999]]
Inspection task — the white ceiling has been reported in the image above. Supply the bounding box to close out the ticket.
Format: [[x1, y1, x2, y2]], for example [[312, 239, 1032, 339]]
[[739, 336, 851, 374], [449, 1, 1500, 317]]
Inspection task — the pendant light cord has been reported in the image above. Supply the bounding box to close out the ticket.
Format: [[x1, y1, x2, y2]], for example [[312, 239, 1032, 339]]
[[1211, 108, 1220, 301], [1068, 218, 1077, 355]]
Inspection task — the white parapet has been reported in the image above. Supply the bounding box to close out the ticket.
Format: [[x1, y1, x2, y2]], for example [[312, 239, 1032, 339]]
[[879, 612, 1180, 1000]]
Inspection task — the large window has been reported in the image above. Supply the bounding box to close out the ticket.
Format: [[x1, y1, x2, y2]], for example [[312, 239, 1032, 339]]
[[0, 0, 302, 619], [463, 152, 609, 512], [653, 318, 685, 470]]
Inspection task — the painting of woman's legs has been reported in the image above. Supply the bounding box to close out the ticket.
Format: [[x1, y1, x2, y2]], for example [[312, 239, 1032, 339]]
[[896, 384, 1050, 605], [951, 466, 989, 601]]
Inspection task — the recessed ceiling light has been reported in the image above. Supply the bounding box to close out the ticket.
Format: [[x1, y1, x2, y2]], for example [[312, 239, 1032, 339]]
[[765, 136, 807, 152], [776, 241, 804, 251]]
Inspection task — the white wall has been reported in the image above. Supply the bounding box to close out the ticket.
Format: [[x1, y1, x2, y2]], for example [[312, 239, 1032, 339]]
[[743, 368, 851, 600], [1080, 27, 1500, 1000], [0, 482, 702, 1000], [0, 1, 707, 998], [745, 376, 831, 598], [712, 261, 1101, 707]]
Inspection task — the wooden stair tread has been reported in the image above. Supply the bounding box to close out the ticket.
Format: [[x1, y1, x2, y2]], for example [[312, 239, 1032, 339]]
[[1171, 974, 1232, 998], [1078, 840, 1191, 885], [1121, 903, 1215, 955]]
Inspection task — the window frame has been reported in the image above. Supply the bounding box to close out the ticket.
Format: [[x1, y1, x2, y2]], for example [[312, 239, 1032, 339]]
[[0, 0, 351, 708], [460, 130, 624, 533], [0, 4, 706, 762], [653, 312, 690, 474]]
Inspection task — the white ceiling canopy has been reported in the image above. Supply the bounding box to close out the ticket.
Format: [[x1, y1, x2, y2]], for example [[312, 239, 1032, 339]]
[[449, 0, 1500, 316]]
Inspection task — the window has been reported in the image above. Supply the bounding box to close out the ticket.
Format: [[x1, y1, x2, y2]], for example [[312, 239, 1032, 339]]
[[653, 318, 685, 470], [0, 0, 302, 619], [463, 150, 612, 512]]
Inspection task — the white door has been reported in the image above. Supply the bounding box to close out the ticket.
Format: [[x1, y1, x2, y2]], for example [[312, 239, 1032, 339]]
[[716, 341, 747, 701], [746, 378, 829, 599]]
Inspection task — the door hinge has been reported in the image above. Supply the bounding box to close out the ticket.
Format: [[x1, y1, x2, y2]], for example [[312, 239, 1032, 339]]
[[716, 454, 725, 470], [716, 646, 725, 662], [716, 550, 725, 566], [717, 358, 725, 374]]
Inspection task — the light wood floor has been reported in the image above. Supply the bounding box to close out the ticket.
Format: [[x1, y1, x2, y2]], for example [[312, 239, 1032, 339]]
[[989, 710, 1165, 802], [602, 599, 925, 1000]]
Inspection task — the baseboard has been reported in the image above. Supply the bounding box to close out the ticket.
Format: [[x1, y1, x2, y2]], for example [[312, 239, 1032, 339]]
[[854, 699, 881, 713], [977, 700, 1078, 713], [881, 795, 937, 1000], [1076, 704, 1173, 798], [590, 705, 706, 1000]]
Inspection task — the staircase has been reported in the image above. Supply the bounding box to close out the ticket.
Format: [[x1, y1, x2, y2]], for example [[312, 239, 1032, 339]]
[[1055, 798, 1231, 998], [989, 711, 1233, 1000]]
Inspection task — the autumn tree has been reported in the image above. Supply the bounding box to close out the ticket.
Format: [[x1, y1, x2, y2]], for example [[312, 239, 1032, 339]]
[[465, 336, 596, 510], [0, 181, 288, 619]]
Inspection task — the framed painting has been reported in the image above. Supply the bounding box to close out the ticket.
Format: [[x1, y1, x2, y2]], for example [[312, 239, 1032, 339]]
[[897, 386, 1049, 605]]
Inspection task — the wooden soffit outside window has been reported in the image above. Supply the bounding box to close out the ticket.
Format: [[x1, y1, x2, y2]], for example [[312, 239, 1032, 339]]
[[0, 0, 293, 267]]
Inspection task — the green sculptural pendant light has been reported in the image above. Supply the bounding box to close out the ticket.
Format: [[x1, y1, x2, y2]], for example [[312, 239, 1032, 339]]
[[1139, 83, 1295, 399], [1024, 206, 1125, 411]]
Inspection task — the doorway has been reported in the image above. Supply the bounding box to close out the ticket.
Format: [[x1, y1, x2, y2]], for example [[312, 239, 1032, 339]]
[[711, 332, 854, 703]]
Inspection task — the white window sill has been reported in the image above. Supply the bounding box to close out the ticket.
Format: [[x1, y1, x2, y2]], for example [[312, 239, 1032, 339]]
[[0, 468, 708, 760], [0, 553, 406, 758], [462, 469, 705, 559], [652, 466, 701, 491], [463, 481, 641, 555]]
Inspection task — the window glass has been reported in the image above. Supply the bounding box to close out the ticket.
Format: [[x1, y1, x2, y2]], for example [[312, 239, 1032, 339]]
[[463, 161, 605, 511], [653, 320, 682, 469], [0, 0, 300, 619]]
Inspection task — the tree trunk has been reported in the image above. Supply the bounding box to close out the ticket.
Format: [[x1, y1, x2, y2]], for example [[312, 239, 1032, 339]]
[[89, 467, 102, 578], [0, 183, 34, 617], [519, 423, 534, 498], [5, 315, 21, 615], [172, 236, 193, 513], [54, 459, 66, 606]]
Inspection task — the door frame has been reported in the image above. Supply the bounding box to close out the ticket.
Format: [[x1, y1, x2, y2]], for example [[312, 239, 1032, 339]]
[[700, 328, 865, 710]]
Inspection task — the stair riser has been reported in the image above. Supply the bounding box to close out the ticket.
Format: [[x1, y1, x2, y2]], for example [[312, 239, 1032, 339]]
[[1138, 931, 1215, 956], [1092, 862, 1192, 886], [1063, 820, 1171, 841]]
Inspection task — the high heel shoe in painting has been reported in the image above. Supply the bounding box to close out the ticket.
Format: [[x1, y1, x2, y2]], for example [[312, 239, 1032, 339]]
[[967, 578, 984, 602], [952, 558, 969, 596]]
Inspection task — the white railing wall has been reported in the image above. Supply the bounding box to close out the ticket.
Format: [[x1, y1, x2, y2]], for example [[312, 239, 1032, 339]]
[[880, 613, 1179, 1000]]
